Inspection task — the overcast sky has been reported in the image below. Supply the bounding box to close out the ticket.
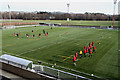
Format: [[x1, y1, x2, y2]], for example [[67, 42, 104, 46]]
[[0, 0, 119, 15]]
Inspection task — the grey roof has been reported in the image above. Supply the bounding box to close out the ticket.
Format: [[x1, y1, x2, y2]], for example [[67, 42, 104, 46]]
[[0, 54, 32, 66]]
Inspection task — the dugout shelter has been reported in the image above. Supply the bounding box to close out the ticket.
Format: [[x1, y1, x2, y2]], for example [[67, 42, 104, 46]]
[[0, 54, 33, 69]]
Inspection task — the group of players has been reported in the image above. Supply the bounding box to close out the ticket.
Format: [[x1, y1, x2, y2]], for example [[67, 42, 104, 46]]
[[14, 29, 49, 38], [73, 42, 96, 66], [14, 28, 96, 67], [14, 32, 21, 38]]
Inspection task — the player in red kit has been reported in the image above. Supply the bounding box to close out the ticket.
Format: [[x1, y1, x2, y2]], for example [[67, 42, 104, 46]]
[[88, 46, 91, 50], [33, 34, 35, 38], [26, 34, 28, 38], [47, 32, 48, 36], [84, 46, 87, 49], [90, 44, 92, 49], [15, 32, 16, 37], [73, 56, 76, 66], [44, 33, 46, 36], [75, 52, 78, 61], [32, 30, 34, 33], [86, 48, 89, 53], [93, 46, 96, 54], [28, 34, 30, 38], [39, 33, 41, 38], [19, 32, 21, 36], [89, 49, 92, 57], [89, 42, 91, 47], [92, 42, 94, 46], [84, 49, 86, 57]]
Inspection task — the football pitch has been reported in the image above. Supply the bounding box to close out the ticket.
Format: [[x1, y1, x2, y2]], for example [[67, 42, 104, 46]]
[[2, 26, 119, 79], [0, 20, 119, 27]]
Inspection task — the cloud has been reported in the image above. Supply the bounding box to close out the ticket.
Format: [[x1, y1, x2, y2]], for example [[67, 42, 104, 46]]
[[0, 0, 119, 15]]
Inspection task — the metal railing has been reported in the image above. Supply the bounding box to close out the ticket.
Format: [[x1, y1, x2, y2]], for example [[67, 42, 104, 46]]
[[0, 58, 90, 80]]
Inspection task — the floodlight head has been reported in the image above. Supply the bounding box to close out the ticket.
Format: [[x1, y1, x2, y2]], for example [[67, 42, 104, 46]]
[[114, 0, 117, 4], [67, 4, 70, 7]]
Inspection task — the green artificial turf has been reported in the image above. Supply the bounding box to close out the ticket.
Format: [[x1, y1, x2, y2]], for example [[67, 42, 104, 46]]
[[39, 20, 119, 27], [0, 20, 119, 27], [2, 26, 119, 79]]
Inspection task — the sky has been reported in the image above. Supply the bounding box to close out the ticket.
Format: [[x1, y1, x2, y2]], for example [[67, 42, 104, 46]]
[[0, 0, 119, 15]]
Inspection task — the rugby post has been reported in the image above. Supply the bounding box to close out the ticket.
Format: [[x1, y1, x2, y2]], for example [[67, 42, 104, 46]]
[[112, 0, 117, 28], [67, 4, 70, 26]]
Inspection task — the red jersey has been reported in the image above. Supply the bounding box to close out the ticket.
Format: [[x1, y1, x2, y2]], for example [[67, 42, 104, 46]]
[[89, 43, 91, 46], [19, 33, 21, 36], [84, 50, 86, 54], [39, 34, 41, 36], [92, 42, 94, 46], [84, 46, 87, 49], [15, 33, 16, 36], [47, 32, 48, 36], [88, 46, 90, 50], [75, 53, 78, 57], [32, 30, 34, 33], [33, 35, 35, 37], [90, 45, 92, 48], [73, 56, 76, 61], [90, 49, 92, 54], [93, 46, 95, 50], [86, 48, 88, 53]]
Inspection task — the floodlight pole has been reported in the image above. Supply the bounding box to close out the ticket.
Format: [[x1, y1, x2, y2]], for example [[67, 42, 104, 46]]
[[67, 4, 70, 26], [8, 5, 11, 25], [0, 12, 3, 26], [112, 0, 117, 28]]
